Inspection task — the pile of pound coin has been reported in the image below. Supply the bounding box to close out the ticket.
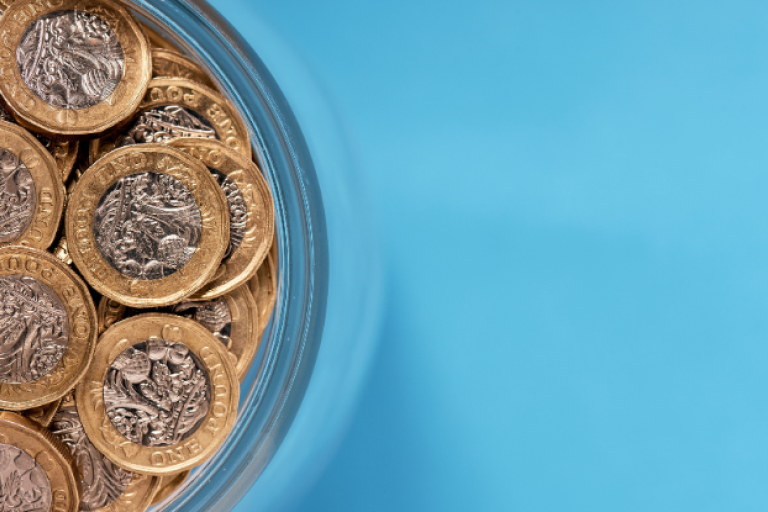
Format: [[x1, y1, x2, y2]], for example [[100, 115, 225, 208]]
[[0, 0, 277, 511]]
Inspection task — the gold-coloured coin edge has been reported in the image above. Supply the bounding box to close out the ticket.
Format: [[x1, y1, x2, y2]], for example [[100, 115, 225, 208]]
[[75, 313, 239, 475], [0, 411, 81, 512], [152, 48, 217, 90], [0, 120, 65, 250], [22, 398, 63, 427], [97, 283, 260, 382], [53, 139, 80, 182], [0, 97, 80, 180], [0, 0, 152, 136], [91, 78, 251, 162], [150, 470, 190, 506], [141, 21, 181, 52], [225, 283, 261, 380], [248, 238, 277, 340], [171, 138, 274, 299], [66, 145, 230, 308], [0, 247, 97, 410]]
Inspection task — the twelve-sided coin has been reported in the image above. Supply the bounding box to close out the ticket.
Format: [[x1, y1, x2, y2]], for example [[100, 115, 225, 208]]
[[0, 247, 97, 410], [76, 314, 239, 475], [171, 139, 273, 299], [0, 0, 152, 136], [91, 78, 251, 161], [66, 145, 229, 307]]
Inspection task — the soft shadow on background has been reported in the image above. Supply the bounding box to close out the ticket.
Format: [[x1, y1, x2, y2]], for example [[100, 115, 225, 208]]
[[211, 0, 768, 510]]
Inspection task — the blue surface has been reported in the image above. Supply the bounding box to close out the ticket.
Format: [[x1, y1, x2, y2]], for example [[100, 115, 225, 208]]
[[212, 0, 768, 510]]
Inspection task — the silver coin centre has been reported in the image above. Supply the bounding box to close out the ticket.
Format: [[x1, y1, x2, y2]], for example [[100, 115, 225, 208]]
[[0, 442, 52, 512], [17, 10, 125, 110], [172, 298, 232, 347], [104, 339, 211, 447], [211, 170, 246, 258], [93, 172, 202, 281], [0, 275, 69, 384], [0, 148, 36, 244]]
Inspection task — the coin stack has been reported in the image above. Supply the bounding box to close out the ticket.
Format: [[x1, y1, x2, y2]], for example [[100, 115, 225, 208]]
[[0, 1, 276, 511]]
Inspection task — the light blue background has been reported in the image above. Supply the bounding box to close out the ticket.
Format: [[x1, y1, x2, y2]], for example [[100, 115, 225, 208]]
[[210, 0, 768, 510]]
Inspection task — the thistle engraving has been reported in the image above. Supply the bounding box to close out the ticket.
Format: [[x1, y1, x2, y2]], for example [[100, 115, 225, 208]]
[[93, 172, 202, 280], [0, 443, 51, 512], [0, 275, 69, 384], [118, 106, 217, 146], [51, 407, 132, 511], [103, 339, 211, 447], [16, 10, 125, 110], [0, 149, 35, 244], [172, 298, 232, 347]]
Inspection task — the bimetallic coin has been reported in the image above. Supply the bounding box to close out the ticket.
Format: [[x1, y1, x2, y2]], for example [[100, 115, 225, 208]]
[[248, 239, 277, 340], [170, 139, 274, 299], [91, 78, 251, 161], [0, 411, 80, 512], [0, 120, 64, 249], [0, 0, 152, 136], [150, 470, 189, 506], [0, 247, 97, 410], [66, 145, 229, 308], [76, 314, 239, 475], [98, 283, 260, 381], [0, 101, 80, 180], [51, 395, 160, 512], [152, 48, 217, 90]]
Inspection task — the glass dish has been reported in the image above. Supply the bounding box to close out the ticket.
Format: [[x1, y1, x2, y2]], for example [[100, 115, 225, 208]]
[[124, 1, 383, 511]]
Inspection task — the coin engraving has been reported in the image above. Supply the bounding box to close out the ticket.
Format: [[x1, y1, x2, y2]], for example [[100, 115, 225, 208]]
[[0, 443, 52, 512], [107, 298, 233, 348], [119, 106, 217, 146], [104, 339, 211, 447], [211, 171, 246, 258], [93, 172, 202, 280], [17, 10, 125, 110], [51, 406, 131, 512], [0, 275, 69, 384], [172, 299, 232, 347], [0, 149, 35, 244]]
